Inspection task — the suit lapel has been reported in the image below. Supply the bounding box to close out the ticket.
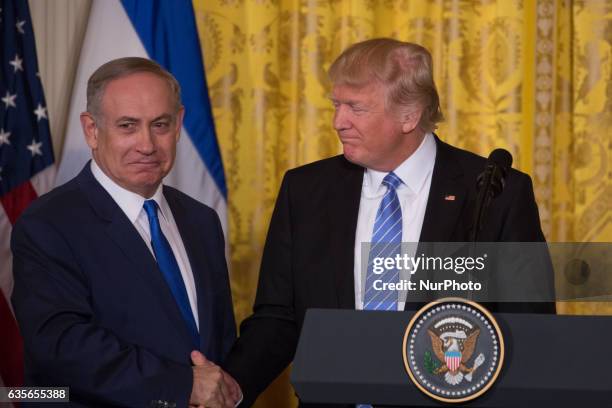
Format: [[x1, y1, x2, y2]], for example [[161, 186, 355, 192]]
[[329, 158, 364, 310], [164, 189, 215, 355], [419, 136, 468, 242], [76, 165, 195, 350]]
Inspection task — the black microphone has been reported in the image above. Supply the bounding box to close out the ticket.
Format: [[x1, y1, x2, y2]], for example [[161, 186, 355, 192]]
[[470, 149, 513, 241]]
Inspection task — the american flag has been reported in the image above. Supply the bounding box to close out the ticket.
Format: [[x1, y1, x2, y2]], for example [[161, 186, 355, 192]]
[[0, 0, 55, 389]]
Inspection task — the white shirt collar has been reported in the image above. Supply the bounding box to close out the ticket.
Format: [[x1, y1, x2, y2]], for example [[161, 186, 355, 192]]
[[363, 132, 437, 197], [90, 160, 168, 223]]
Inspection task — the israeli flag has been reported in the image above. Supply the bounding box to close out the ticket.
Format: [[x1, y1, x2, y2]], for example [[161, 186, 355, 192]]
[[56, 0, 227, 235]]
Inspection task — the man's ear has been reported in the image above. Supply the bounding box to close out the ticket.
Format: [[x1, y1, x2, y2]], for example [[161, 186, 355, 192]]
[[174, 106, 185, 142], [401, 109, 422, 134], [80, 112, 99, 149]]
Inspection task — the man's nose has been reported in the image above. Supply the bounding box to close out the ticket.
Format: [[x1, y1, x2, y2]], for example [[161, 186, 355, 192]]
[[136, 127, 155, 154], [333, 105, 350, 131]]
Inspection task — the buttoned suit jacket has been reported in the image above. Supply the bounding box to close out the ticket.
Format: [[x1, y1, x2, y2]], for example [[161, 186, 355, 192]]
[[224, 136, 555, 408], [11, 164, 236, 407]]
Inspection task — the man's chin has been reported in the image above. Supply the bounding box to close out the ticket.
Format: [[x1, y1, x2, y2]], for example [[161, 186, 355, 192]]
[[342, 148, 366, 167], [129, 163, 168, 177]]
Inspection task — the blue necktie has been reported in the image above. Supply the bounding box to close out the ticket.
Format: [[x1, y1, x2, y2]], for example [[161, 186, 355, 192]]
[[143, 200, 199, 348], [359, 173, 403, 408], [363, 172, 403, 311]]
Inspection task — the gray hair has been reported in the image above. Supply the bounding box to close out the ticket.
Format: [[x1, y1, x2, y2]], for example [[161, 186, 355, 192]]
[[86, 57, 181, 120]]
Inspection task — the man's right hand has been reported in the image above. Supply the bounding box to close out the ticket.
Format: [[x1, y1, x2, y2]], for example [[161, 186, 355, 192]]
[[189, 351, 240, 408]]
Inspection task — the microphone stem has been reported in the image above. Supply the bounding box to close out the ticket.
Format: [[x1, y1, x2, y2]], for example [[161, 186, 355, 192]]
[[470, 170, 494, 242]]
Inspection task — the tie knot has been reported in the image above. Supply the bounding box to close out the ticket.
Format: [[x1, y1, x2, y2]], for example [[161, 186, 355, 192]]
[[143, 199, 159, 220], [382, 172, 402, 191]]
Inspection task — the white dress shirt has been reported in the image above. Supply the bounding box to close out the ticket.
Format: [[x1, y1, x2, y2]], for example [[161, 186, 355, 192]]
[[353, 132, 437, 310], [91, 160, 199, 329]]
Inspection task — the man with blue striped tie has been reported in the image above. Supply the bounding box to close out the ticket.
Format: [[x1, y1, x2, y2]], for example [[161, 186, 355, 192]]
[[224, 38, 555, 407]]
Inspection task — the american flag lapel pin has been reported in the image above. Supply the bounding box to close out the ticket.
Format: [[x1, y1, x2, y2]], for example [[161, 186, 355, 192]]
[[444, 195, 456, 201]]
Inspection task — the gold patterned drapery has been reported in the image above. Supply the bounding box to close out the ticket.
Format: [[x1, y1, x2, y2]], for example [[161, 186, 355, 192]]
[[193, 1, 611, 406]]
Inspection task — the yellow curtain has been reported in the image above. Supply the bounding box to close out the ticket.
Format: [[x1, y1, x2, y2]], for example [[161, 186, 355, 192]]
[[193, 1, 611, 406]]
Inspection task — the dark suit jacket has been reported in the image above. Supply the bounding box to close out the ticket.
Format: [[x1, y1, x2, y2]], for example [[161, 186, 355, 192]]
[[11, 164, 236, 407], [224, 137, 555, 408]]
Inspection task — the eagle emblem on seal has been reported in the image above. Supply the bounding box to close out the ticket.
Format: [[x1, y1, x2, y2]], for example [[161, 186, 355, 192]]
[[427, 317, 486, 385]]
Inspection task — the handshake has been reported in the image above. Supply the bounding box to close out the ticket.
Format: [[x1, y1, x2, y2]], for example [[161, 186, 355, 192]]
[[190, 351, 241, 408]]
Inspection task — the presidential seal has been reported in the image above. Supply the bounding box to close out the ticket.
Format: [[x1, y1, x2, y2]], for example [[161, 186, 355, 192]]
[[402, 298, 504, 403]]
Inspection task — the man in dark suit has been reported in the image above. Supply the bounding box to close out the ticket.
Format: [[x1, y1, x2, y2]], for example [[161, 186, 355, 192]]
[[11, 58, 240, 407], [223, 39, 555, 407]]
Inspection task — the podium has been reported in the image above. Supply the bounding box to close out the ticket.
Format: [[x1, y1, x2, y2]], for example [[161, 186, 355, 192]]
[[291, 309, 612, 407]]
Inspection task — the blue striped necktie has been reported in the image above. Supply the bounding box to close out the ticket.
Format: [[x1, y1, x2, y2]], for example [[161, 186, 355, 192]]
[[363, 172, 403, 311], [143, 200, 199, 348], [359, 172, 403, 408]]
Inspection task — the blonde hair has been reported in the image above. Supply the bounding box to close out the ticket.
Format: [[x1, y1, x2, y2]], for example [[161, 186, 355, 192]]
[[329, 38, 443, 132], [86, 57, 181, 120]]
